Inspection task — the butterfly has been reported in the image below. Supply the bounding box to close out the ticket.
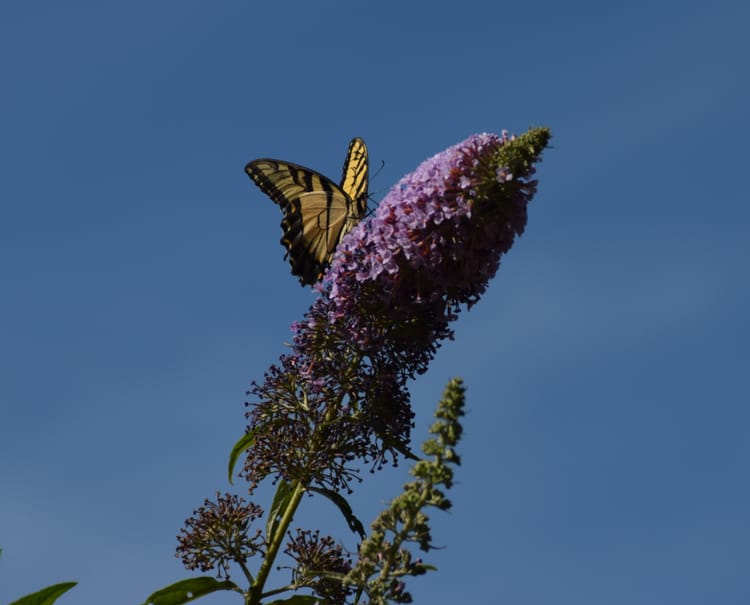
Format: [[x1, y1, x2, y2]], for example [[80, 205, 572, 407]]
[[245, 138, 369, 286]]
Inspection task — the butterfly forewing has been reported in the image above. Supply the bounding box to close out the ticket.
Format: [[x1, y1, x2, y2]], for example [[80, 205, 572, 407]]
[[245, 159, 320, 213], [245, 138, 369, 286], [339, 137, 369, 215]]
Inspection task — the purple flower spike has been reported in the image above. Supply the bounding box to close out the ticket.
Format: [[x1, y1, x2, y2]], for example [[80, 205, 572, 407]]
[[244, 128, 550, 492], [319, 129, 549, 370]]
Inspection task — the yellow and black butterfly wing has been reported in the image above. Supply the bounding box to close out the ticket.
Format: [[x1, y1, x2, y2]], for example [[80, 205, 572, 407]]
[[280, 175, 354, 284], [245, 138, 369, 285], [340, 137, 369, 219]]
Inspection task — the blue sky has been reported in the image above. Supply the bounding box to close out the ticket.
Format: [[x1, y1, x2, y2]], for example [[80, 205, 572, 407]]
[[1, 1, 748, 604]]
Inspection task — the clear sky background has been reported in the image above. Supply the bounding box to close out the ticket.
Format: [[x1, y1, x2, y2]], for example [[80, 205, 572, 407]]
[[1, 2, 748, 604]]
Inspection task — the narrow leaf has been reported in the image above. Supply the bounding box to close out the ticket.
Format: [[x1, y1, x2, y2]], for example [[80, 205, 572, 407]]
[[308, 486, 366, 539], [266, 596, 321, 605], [266, 479, 294, 540], [227, 430, 255, 484], [141, 577, 237, 605], [9, 582, 77, 605]]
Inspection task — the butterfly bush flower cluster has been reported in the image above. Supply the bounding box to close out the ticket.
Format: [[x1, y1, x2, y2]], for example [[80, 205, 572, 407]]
[[285, 529, 353, 605], [240, 129, 549, 494], [329, 131, 534, 314], [176, 492, 264, 580]]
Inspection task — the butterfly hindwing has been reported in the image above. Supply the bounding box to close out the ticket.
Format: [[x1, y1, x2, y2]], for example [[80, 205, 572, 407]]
[[283, 187, 352, 282], [245, 138, 369, 285]]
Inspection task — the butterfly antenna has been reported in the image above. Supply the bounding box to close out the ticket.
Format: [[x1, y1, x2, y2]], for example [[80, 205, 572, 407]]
[[372, 158, 386, 180], [365, 159, 387, 214]]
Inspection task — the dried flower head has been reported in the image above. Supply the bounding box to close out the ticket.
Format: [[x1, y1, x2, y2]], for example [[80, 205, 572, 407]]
[[176, 492, 265, 580], [284, 528, 353, 605]]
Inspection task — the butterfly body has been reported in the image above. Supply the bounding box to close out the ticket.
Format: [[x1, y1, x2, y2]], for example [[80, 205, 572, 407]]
[[246, 138, 369, 285]]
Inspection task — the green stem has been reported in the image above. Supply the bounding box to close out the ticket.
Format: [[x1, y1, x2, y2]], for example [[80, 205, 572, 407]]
[[246, 349, 363, 604], [237, 558, 254, 586], [247, 481, 306, 605], [260, 584, 297, 599]]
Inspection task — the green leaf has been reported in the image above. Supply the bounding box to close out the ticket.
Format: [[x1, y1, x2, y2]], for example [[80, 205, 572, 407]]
[[9, 582, 77, 605], [308, 486, 366, 539], [266, 479, 294, 540], [141, 577, 238, 605], [266, 596, 321, 605], [227, 430, 255, 484]]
